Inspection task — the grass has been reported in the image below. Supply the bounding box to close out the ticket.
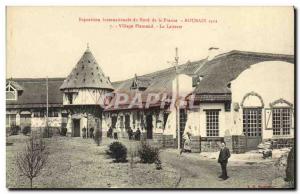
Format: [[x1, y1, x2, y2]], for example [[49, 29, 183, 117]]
[[6, 135, 178, 189]]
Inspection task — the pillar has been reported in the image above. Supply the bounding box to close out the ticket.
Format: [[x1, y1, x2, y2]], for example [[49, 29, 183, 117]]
[[66, 114, 72, 136]]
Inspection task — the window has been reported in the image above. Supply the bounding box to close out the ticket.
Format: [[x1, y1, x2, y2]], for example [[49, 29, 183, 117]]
[[66, 93, 73, 104], [49, 111, 59, 117], [224, 101, 231, 112], [6, 114, 16, 127], [119, 116, 124, 128], [33, 111, 45, 117], [133, 113, 136, 128], [6, 84, 17, 100], [131, 81, 137, 90], [272, 108, 291, 136], [206, 110, 219, 137], [243, 108, 262, 137]]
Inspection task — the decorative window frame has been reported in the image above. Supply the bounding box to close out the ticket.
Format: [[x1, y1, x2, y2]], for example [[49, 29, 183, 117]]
[[6, 83, 17, 101], [268, 98, 293, 136], [269, 98, 293, 108], [265, 98, 294, 130], [240, 91, 264, 108]]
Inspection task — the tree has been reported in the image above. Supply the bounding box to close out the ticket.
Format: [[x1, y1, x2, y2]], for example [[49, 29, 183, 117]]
[[16, 135, 48, 188]]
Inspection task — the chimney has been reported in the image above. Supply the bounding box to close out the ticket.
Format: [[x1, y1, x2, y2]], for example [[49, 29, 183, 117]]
[[207, 47, 220, 61]]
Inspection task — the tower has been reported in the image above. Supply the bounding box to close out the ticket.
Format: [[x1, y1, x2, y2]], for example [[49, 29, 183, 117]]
[[60, 45, 114, 137]]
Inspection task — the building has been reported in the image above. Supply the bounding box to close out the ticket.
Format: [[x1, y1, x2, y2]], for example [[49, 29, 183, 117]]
[[59, 46, 113, 137], [6, 47, 294, 152]]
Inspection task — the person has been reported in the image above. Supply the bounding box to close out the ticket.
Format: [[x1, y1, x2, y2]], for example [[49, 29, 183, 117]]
[[89, 127, 95, 138], [127, 127, 133, 140], [218, 142, 231, 180], [183, 132, 192, 153], [135, 128, 141, 141], [82, 127, 87, 139], [107, 126, 113, 138]]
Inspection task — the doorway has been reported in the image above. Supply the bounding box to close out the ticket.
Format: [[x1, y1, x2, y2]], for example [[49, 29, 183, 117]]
[[73, 119, 80, 137], [146, 114, 153, 139], [243, 108, 262, 150], [111, 116, 117, 129], [125, 114, 130, 129]]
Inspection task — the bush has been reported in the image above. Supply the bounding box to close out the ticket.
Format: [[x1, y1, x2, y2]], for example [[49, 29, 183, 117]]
[[138, 141, 160, 164], [107, 141, 127, 163], [10, 125, 20, 136], [22, 126, 31, 135], [60, 128, 67, 136]]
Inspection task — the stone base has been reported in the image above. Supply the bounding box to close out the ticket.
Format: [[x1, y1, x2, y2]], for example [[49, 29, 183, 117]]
[[272, 138, 294, 149], [190, 136, 201, 153], [152, 133, 164, 148], [200, 137, 224, 152], [224, 136, 233, 151], [163, 135, 175, 148]]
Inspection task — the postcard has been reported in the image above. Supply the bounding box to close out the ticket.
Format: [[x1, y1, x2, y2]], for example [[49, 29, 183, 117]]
[[6, 6, 295, 189]]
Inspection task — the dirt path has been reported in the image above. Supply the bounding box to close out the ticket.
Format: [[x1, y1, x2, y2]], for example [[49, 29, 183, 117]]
[[160, 150, 285, 188]]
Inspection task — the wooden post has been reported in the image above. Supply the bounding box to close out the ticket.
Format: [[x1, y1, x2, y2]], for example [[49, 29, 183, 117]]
[[175, 48, 180, 152], [46, 77, 49, 137]]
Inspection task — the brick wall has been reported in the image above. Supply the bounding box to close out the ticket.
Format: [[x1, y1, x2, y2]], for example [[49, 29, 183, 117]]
[[190, 136, 201, 153]]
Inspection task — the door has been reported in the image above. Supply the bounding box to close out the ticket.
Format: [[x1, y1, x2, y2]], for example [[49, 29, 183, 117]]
[[243, 108, 262, 150], [73, 119, 80, 137], [125, 114, 130, 129], [146, 114, 153, 139], [111, 116, 117, 129]]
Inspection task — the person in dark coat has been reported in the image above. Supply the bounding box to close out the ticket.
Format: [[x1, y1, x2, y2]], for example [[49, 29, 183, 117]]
[[107, 127, 113, 138], [82, 127, 87, 139], [127, 127, 133, 140], [89, 127, 95, 138], [218, 142, 231, 180], [135, 128, 141, 141]]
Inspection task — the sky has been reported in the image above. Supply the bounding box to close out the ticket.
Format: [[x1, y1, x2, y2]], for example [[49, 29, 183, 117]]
[[6, 6, 294, 82]]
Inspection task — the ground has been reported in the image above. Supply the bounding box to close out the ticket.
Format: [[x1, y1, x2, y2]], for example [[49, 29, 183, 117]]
[[6, 135, 292, 189]]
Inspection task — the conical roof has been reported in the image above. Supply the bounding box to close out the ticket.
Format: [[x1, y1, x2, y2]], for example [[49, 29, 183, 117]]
[[60, 47, 114, 90]]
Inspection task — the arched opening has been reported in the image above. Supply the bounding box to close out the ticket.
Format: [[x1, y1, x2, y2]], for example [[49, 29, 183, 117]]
[[241, 92, 264, 150]]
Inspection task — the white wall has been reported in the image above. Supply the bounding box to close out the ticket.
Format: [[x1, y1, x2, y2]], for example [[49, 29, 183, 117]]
[[63, 89, 110, 105], [164, 74, 194, 137], [172, 74, 194, 100], [231, 61, 294, 139]]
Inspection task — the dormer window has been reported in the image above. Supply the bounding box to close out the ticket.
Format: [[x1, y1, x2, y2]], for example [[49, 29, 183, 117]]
[[131, 80, 137, 90], [192, 75, 203, 87], [6, 83, 17, 100], [130, 74, 150, 91], [66, 93, 73, 104]]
